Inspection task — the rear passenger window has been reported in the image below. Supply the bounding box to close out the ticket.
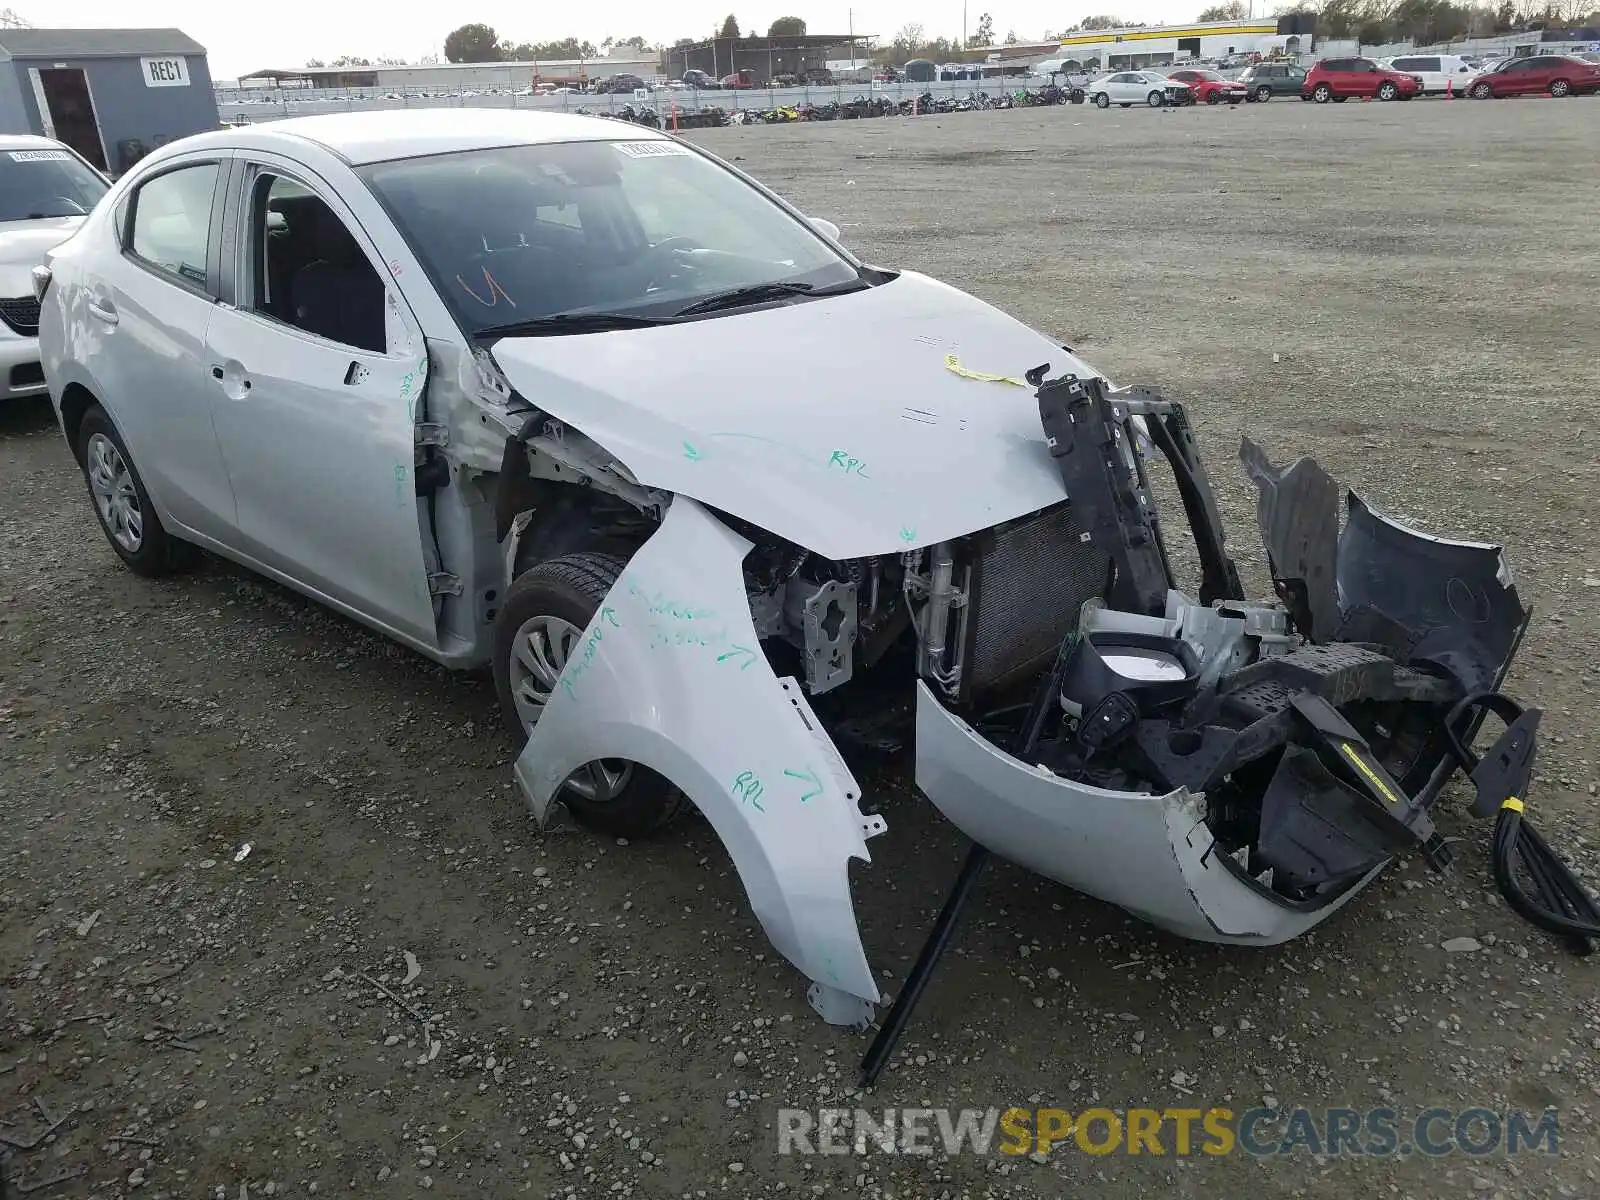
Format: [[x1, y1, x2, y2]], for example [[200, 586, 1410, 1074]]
[[129, 162, 218, 288]]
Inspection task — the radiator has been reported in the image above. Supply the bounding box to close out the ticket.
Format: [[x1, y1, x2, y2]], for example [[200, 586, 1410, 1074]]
[[961, 502, 1111, 698]]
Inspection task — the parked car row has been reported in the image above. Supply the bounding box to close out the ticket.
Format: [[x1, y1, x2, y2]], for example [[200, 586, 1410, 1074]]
[[1081, 53, 1600, 108]]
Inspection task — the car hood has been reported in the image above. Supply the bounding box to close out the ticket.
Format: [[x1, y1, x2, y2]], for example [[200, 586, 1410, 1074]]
[[490, 271, 1099, 560], [0, 216, 83, 296]]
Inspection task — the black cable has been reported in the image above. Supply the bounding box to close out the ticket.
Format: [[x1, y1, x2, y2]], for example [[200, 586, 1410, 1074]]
[[1444, 691, 1600, 953]]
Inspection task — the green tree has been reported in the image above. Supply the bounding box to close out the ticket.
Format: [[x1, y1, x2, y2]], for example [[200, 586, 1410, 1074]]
[[330, 55, 372, 67], [305, 57, 325, 67], [719, 14, 740, 37], [767, 16, 807, 36], [444, 23, 500, 63], [974, 12, 995, 43], [1198, 1, 1248, 18], [1078, 15, 1133, 30]]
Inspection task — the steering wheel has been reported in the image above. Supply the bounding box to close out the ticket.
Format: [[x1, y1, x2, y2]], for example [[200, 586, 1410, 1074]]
[[641, 236, 701, 290]]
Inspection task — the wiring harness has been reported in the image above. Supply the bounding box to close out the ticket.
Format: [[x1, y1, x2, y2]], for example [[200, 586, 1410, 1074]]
[[1445, 692, 1600, 955]]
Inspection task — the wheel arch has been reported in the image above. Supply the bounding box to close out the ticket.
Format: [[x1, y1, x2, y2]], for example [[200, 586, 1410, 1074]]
[[58, 381, 101, 464]]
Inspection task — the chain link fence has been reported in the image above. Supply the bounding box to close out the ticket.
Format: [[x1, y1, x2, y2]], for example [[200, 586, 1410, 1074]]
[[217, 79, 1077, 125]]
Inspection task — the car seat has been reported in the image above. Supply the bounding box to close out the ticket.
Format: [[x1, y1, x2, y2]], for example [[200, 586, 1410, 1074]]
[[288, 202, 387, 354]]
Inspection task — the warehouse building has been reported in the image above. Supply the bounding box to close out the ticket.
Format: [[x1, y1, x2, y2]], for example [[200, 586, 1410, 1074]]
[[668, 34, 872, 85], [1055, 19, 1293, 70], [0, 28, 218, 174], [236, 51, 661, 93]]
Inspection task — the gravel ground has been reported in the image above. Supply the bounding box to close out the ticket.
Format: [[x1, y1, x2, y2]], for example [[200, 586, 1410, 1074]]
[[3, 97, 1598, 1199]]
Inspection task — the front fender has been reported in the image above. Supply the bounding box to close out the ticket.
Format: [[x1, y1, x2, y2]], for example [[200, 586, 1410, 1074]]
[[513, 497, 885, 1022]]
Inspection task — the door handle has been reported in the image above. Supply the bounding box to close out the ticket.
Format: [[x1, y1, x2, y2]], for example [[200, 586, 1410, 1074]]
[[210, 363, 252, 396], [87, 298, 118, 325]]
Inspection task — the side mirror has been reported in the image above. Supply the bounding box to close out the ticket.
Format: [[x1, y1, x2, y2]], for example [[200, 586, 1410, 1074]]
[[806, 216, 841, 242]]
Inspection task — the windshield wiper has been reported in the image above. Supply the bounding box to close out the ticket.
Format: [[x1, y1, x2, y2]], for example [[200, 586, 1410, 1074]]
[[471, 312, 681, 339], [672, 278, 868, 318]]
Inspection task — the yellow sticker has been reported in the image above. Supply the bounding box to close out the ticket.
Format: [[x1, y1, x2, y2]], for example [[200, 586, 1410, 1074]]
[[1502, 796, 1525, 813], [945, 353, 1027, 387], [1338, 742, 1405, 810]]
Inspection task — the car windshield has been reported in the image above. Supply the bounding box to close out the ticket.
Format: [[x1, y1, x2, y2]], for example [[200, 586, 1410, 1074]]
[[1185, 70, 1223, 81], [0, 147, 108, 222], [359, 138, 860, 333]]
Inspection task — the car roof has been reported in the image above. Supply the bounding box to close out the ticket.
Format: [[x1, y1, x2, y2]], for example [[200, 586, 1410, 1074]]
[[170, 108, 668, 167], [0, 133, 69, 153]]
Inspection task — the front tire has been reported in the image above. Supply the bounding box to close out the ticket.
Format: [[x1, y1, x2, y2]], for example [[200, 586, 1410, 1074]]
[[75, 405, 196, 577], [1549, 79, 1569, 97], [1146, 90, 1164, 107], [494, 552, 683, 837], [1313, 83, 1333, 103], [1256, 85, 1272, 102], [1471, 81, 1493, 98], [1094, 91, 1110, 108], [1378, 81, 1398, 101], [1206, 91, 1221, 105]]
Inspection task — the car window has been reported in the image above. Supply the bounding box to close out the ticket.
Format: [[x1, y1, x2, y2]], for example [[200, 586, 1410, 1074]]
[[0, 146, 108, 222], [1419, 59, 1440, 71], [242, 170, 388, 354], [129, 162, 219, 288], [359, 138, 859, 335]]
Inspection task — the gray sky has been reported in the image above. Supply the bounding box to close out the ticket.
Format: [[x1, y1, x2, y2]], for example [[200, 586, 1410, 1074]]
[[27, 1, 1227, 79]]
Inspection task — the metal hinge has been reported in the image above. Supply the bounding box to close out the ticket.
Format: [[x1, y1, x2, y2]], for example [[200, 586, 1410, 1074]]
[[427, 572, 463, 597], [415, 423, 449, 447]]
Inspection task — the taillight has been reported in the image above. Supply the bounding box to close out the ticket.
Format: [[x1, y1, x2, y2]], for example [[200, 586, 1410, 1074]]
[[31, 263, 51, 302]]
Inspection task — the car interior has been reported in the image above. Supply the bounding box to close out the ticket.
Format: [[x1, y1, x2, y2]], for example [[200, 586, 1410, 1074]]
[[254, 177, 388, 355]]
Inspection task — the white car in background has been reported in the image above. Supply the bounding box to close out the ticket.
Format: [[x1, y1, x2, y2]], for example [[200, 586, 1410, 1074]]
[[1088, 70, 1193, 108], [0, 134, 109, 402], [1380, 53, 1480, 94]]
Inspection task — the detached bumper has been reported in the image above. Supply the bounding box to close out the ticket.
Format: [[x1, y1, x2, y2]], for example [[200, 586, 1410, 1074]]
[[912, 680, 1383, 944]]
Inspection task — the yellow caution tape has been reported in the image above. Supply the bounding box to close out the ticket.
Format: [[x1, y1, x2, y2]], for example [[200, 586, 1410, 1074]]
[[945, 353, 1027, 387], [1502, 796, 1525, 813]]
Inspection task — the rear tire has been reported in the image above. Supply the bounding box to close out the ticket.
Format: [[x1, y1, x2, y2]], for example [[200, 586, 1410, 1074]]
[[75, 405, 197, 577], [1205, 91, 1221, 105], [1550, 79, 1569, 97], [494, 552, 684, 838]]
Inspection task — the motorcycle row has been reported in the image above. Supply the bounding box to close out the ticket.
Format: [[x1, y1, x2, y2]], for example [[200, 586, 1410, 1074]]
[[585, 85, 1089, 129]]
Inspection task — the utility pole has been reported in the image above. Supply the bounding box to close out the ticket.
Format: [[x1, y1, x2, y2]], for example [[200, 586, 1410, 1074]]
[[849, 8, 855, 68], [963, 1, 968, 49]]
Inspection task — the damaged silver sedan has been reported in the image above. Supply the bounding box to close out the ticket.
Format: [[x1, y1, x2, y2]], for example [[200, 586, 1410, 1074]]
[[36, 111, 1543, 1036]]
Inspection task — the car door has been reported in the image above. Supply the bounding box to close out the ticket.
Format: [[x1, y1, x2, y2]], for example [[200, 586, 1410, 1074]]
[[87, 154, 240, 542], [203, 153, 441, 649], [1283, 65, 1307, 94], [1501, 59, 1541, 95], [1105, 72, 1133, 101]]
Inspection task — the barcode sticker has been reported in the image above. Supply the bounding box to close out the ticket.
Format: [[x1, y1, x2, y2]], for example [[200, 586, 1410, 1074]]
[[612, 141, 691, 158], [10, 150, 72, 162]]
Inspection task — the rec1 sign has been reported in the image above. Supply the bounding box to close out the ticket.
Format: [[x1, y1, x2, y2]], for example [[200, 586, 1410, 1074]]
[[141, 57, 191, 87]]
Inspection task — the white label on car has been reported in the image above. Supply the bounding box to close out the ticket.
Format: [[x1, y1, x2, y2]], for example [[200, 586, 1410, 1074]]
[[141, 56, 190, 87], [9, 149, 71, 161], [612, 141, 691, 158]]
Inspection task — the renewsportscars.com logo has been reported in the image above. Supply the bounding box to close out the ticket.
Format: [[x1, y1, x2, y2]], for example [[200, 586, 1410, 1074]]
[[775, 1106, 1560, 1158]]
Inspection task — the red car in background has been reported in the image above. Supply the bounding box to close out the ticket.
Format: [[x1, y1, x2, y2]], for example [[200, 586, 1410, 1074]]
[[1302, 57, 1422, 102], [721, 69, 755, 89], [1467, 54, 1600, 98], [1166, 68, 1248, 104]]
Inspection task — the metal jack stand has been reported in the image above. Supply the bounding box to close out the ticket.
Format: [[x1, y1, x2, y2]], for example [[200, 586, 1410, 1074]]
[[858, 636, 1074, 1088]]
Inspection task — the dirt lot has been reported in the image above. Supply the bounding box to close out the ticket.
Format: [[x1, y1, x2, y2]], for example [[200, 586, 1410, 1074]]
[[3, 97, 1598, 1199]]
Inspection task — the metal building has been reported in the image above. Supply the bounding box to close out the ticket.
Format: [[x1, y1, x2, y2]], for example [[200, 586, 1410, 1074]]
[[0, 28, 219, 174]]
